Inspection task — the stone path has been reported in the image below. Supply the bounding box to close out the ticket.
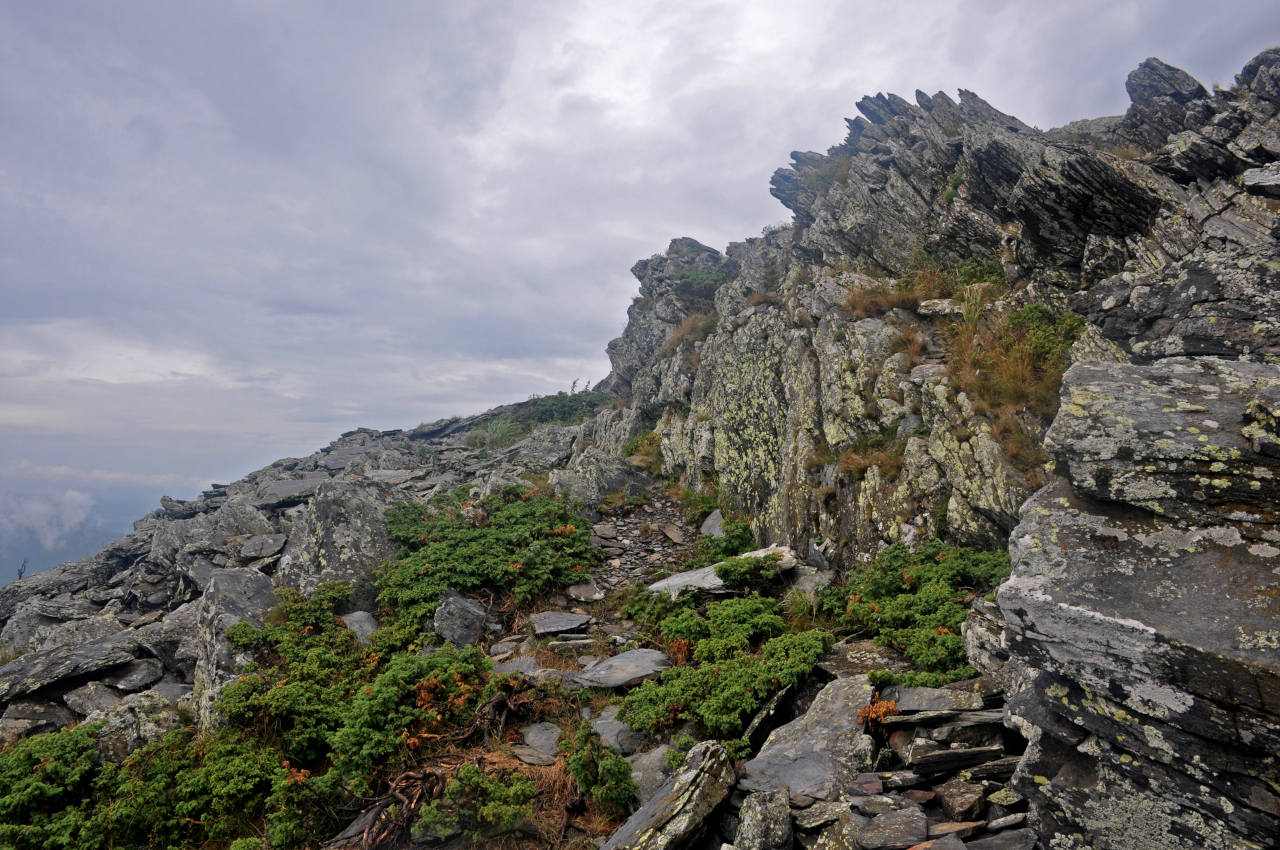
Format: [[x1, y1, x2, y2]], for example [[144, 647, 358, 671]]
[[586, 494, 701, 591]]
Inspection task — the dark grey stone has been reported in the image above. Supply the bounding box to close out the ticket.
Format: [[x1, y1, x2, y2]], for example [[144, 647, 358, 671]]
[[739, 676, 876, 801], [577, 649, 671, 689], [431, 591, 487, 646]]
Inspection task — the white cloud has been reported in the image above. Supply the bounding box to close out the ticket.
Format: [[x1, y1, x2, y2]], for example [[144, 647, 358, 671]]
[[0, 488, 95, 551]]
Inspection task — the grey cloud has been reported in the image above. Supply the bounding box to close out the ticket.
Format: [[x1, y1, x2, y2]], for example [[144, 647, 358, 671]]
[[1, 0, 1274, 576]]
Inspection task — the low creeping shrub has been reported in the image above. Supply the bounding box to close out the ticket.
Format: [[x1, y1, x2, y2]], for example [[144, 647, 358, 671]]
[[379, 485, 601, 640], [620, 629, 834, 737], [819, 539, 1010, 685], [561, 723, 637, 812], [414, 763, 536, 842]]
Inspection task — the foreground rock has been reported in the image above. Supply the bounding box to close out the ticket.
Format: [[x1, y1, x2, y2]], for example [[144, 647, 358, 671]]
[[739, 676, 877, 801], [602, 741, 736, 850], [988, 355, 1280, 849]]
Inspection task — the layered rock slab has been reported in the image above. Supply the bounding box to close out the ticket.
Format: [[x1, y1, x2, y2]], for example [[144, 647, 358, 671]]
[[993, 356, 1280, 849]]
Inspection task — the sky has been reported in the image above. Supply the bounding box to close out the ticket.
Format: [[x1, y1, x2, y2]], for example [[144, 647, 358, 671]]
[[2, 0, 1277, 582]]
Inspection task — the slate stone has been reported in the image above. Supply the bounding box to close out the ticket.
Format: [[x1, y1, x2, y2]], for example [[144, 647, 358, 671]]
[[89, 690, 185, 762], [341, 611, 379, 644], [0, 636, 141, 704], [494, 656, 540, 675], [601, 741, 735, 850], [511, 744, 556, 766], [648, 565, 725, 599], [735, 788, 792, 850], [566, 580, 605, 602], [432, 591, 487, 646], [854, 806, 927, 849], [934, 778, 986, 820], [964, 828, 1037, 850], [576, 649, 671, 689], [62, 681, 123, 715], [883, 686, 984, 712], [240, 533, 287, 559], [591, 705, 647, 755], [792, 801, 854, 830], [812, 813, 868, 849], [101, 658, 165, 692], [0, 699, 76, 745], [627, 745, 675, 805], [927, 820, 984, 840], [530, 610, 592, 635], [818, 638, 912, 679], [700, 509, 725, 538], [908, 835, 966, 850], [661, 523, 684, 544], [739, 676, 876, 801], [521, 721, 562, 757]]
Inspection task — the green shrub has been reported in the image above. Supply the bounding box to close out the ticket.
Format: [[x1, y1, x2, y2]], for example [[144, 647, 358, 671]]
[[466, 391, 612, 449], [621, 629, 834, 737], [713, 553, 781, 589], [0, 724, 100, 849], [684, 520, 755, 569], [379, 486, 601, 639], [704, 594, 786, 644], [414, 763, 536, 841], [330, 646, 491, 792], [824, 539, 1010, 685], [222, 582, 375, 766], [562, 723, 637, 811], [620, 584, 699, 635]]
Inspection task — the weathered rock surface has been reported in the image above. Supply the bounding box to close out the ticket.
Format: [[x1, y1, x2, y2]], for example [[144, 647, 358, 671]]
[[739, 676, 877, 801], [432, 591, 487, 646], [576, 649, 671, 689], [735, 788, 793, 850], [986, 342, 1280, 848], [601, 741, 736, 850]]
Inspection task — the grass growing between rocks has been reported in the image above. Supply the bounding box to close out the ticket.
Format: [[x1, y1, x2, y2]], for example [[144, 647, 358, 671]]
[[844, 252, 1004, 319], [465, 390, 611, 449]]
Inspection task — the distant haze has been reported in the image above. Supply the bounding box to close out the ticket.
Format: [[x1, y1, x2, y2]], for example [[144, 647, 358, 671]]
[[2, 0, 1277, 583]]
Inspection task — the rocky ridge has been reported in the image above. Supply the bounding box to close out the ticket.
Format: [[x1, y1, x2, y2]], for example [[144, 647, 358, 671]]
[[0, 48, 1277, 850]]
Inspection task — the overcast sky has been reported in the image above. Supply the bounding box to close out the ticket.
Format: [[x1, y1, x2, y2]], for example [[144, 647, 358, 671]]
[[2, 0, 1276, 581]]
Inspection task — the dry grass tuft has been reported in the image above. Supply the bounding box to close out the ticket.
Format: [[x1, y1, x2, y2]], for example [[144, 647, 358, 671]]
[[660, 311, 717, 357], [839, 446, 904, 482]]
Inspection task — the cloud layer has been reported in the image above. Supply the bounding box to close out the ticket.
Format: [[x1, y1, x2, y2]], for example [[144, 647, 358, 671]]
[[2, 0, 1276, 577]]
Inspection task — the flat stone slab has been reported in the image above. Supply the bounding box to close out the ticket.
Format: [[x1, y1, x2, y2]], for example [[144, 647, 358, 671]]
[[602, 742, 735, 850], [882, 686, 983, 712], [818, 638, 912, 679], [648, 565, 724, 599], [591, 705, 646, 755], [520, 721, 563, 757], [530, 611, 592, 635], [566, 581, 605, 602], [576, 648, 671, 689], [856, 806, 927, 849], [739, 676, 876, 801], [511, 744, 556, 766]]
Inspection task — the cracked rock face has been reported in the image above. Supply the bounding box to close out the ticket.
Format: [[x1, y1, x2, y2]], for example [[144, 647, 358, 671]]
[[990, 355, 1280, 848]]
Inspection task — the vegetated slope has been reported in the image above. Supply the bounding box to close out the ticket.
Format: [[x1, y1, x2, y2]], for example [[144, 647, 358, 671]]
[[0, 48, 1278, 850]]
